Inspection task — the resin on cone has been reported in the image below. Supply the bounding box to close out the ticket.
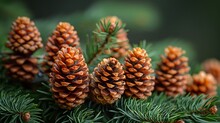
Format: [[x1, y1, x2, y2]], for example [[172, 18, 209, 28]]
[[186, 71, 217, 97], [202, 59, 220, 84], [97, 16, 130, 59], [49, 46, 89, 110], [90, 57, 125, 104], [42, 22, 80, 74], [124, 47, 155, 99], [6, 17, 43, 56], [155, 46, 190, 96], [4, 54, 39, 81]]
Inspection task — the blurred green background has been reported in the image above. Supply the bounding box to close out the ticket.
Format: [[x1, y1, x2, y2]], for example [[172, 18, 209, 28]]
[[1, 0, 220, 61]]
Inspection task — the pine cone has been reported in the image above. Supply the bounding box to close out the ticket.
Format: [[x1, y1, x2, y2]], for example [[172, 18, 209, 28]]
[[175, 120, 185, 123], [90, 57, 125, 104], [22, 112, 31, 122], [42, 22, 80, 74], [4, 54, 39, 81], [124, 47, 155, 99], [209, 105, 218, 115], [99, 16, 130, 59], [49, 46, 89, 109], [202, 59, 220, 84], [6, 17, 43, 56], [186, 71, 217, 97], [155, 46, 190, 96]]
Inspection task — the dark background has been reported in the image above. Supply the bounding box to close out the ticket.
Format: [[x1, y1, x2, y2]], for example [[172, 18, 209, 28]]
[[1, 0, 220, 61]]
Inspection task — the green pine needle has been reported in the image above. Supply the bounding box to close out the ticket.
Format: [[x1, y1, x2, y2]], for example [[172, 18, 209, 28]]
[[109, 93, 219, 123], [0, 89, 42, 123], [84, 19, 125, 72]]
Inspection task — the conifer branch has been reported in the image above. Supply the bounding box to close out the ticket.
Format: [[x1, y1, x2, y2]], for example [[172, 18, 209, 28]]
[[37, 82, 60, 122], [56, 106, 103, 123], [0, 88, 42, 123], [87, 35, 111, 66], [109, 93, 219, 123], [84, 19, 125, 71], [37, 82, 104, 123]]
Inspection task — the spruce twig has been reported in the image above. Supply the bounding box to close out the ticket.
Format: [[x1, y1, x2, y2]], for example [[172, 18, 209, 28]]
[[109, 93, 219, 123], [84, 19, 125, 71], [87, 35, 111, 66], [0, 87, 42, 123]]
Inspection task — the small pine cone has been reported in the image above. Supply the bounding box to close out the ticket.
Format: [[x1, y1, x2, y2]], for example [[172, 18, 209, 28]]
[[155, 46, 190, 96], [209, 105, 218, 115], [99, 16, 130, 59], [4, 54, 39, 81], [6, 17, 43, 56], [22, 112, 31, 122], [42, 22, 80, 73], [175, 120, 185, 123], [186, 71, 217, 97], [90, 57, 125, 104], [124, 47, 155, 99], [49, 46, 89, 110], [202, 59, 220, 84]]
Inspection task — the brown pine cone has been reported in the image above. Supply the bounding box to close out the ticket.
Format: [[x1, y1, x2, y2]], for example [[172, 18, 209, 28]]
[[209, 105, 218, 115], [98, 16, 130, 59], [202, 59, 220, 84], [6, 17, 43, 56], [90, 57, 125, 104], [175, 120, 185, 123], [186, 71, 217, 97], [22, 112, 31, 122], [4, 54, 39, 81], [155, 46, 190, 96], [49, 46, 89, 110], [124, 47, 155, 99], [42, 22, 80, 74]]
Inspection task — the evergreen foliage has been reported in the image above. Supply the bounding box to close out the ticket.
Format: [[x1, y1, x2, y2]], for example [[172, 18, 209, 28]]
[[0, 85, 42, 123], [84, 19, 125, 72], [109, 94, 219, 123]]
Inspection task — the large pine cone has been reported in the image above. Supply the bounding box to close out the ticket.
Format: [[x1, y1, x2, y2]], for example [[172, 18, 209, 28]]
[[90, 57, 125, 104], [49, 46, 89, 110], [124, 47, 155, 99], [98, 16, 130, 59], [155, 46, 190, 96], [186, 71, 217, 97], [6, 17, 43, 56], [42, 22, 80, 74], [202, 59, 220, 84], [4, 54, 39, 81]]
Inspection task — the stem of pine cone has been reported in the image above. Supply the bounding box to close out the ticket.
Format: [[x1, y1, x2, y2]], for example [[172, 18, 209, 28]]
[[87, 35, 111, 66]]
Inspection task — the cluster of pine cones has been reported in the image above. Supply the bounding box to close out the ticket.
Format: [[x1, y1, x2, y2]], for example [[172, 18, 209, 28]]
[[4, 17, 43, 82], [3, 16, 219, 110]]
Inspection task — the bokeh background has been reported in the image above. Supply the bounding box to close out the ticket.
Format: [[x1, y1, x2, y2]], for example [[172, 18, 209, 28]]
[[1, 0, 220, 62]]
